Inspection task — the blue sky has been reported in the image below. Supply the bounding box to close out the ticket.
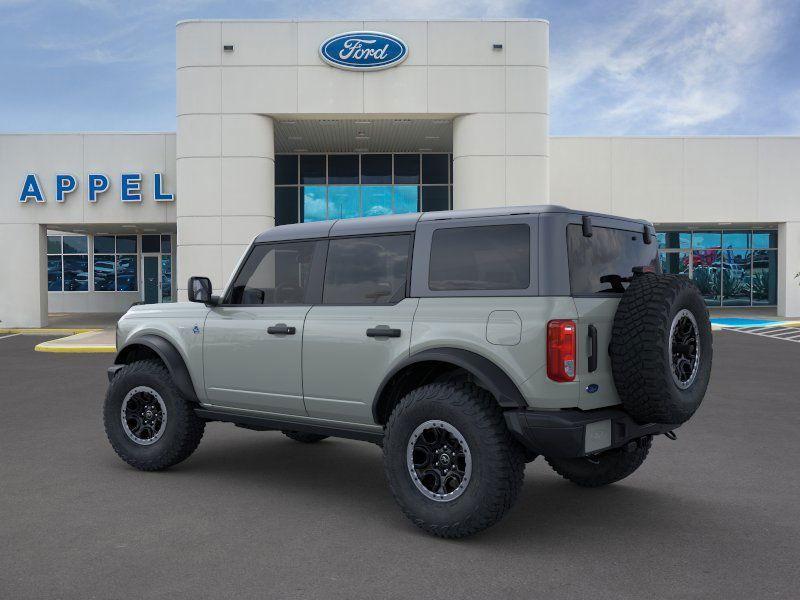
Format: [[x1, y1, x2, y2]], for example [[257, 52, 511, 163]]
[[1, 0, 798, 135]]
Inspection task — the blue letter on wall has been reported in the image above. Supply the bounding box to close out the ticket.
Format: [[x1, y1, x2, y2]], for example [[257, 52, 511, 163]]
[[121, 173, 142, 202], [153, 173, 174, 202], [87, 173, 109, 202], [19, 174, 45, 203], [56, 174, 77, 202]]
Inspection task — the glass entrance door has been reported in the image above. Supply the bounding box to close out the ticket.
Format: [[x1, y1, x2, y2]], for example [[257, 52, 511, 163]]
[[143, 256, 159, 304]]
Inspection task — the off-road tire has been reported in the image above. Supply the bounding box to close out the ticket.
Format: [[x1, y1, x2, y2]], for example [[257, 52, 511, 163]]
[[103, 359, 205, 471], [610, 273, 712, 425], [383, 380, 525, 538], [282, 430, 329, 443], [546, 436, 652, 487]]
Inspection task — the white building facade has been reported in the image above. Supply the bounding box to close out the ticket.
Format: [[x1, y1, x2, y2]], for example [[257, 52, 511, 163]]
[[1, 19, 798, 327]]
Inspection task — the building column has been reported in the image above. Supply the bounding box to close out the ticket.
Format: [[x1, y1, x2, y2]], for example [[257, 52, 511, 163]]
[[0, 224, 47, 327], [778, 221, 800, 317], [452, 113, 549, 210], [177, 114, 275, 300]]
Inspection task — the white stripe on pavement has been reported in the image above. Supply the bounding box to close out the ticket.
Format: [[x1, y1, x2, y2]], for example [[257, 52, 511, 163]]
[[722, 327, 800, 343], [0, 333, 21, 341]]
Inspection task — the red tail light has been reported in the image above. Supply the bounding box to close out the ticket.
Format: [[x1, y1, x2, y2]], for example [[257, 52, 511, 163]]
[[547, 320, 576, 382]]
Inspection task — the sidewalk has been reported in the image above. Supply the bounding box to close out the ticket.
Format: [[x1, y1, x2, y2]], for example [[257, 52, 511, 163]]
[[0, 312, 120, 354], [34, 329, 116, 354]]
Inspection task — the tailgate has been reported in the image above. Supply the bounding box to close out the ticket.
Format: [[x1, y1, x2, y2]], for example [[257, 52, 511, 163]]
[[574, 297, 623, 410]]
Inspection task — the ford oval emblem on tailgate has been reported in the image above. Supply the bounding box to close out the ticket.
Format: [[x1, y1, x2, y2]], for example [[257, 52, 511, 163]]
[[320, 31, 408, 71]]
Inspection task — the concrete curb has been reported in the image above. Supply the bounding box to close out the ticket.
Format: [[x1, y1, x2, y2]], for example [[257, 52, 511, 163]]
[[33, 344, 117, 354], [11, 328, 118, 354], [0, 328, 100, 335], [34, 343, 116, 354]]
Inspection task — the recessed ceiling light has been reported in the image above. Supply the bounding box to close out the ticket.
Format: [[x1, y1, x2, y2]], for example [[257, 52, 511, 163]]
[[280, 120, 297, 125], [355, 120, 372, 125], [354, 147, 368, 152], [355, 134, 370, 140], [320, 120, 338, 125], [419, 148, 433, 152], [425, 136, 440, 140], [293, 148, 308, 152], [393, 119, 412, 124], [432, 119, 450, 125], [121, 225, 137, 229]]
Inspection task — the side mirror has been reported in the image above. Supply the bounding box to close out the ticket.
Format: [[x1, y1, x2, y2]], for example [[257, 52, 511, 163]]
[[188, 276, 217, 305]]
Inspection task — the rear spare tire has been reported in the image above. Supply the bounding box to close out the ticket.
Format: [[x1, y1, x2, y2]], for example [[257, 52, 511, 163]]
[[610, 273, 712, 425]]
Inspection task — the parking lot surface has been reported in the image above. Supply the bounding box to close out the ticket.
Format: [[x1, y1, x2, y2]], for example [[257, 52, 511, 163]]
[[1, 331, 799, 599]]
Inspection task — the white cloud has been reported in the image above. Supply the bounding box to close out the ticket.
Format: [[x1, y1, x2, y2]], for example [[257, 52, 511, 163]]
[[551, 0, 791, 133], [279, 0, 527, 19]]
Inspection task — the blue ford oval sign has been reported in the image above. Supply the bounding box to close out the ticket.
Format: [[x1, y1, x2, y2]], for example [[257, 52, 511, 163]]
[[319, 31, 408, 71]]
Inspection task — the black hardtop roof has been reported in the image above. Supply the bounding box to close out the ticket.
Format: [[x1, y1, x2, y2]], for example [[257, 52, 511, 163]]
[[253, 204, 652, 244]]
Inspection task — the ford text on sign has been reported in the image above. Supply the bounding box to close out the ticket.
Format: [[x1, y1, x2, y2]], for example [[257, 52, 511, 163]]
[[319, 31, 408, 71]]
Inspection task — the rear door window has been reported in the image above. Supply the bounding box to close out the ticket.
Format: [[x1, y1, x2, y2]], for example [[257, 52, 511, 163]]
[[323, 235, 411, 304], [428, 224, 530, 291], [567, 224, 659, 294]]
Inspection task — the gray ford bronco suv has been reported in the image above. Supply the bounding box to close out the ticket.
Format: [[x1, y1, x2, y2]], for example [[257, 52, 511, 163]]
[[105, 205, 712, 538]]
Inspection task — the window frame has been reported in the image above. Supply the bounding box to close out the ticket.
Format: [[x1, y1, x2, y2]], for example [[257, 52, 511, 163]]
[[47, 234, 90, 293], [274, 152, 454, 225], [220, 239, 327, 307], [93, 235, 139, 293], [321, 232, 414, 306], [655, 228, 778, 307], [411, 216, 539, 298]]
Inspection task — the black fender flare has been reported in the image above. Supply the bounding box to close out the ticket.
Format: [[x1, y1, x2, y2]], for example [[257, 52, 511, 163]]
[[372, 347, 527, 422], [114, 334, 199, 402]]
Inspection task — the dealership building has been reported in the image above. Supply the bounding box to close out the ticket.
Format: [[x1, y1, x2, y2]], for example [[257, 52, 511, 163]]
[[1, 18, 799, 327]]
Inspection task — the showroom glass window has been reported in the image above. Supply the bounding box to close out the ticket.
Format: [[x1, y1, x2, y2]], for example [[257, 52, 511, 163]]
[[94, 235, 138, 292], [274, 153, 453, 225], [47, 235, 89, 292], [657, 229, 777, 306]]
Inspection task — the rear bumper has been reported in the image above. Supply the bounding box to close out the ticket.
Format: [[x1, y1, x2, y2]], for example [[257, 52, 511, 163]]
[[504, 407, 677, 458]]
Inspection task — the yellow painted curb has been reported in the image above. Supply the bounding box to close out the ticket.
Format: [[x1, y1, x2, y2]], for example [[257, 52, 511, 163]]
[[34, 343, 116, 354], [0, 328, 100, 335]]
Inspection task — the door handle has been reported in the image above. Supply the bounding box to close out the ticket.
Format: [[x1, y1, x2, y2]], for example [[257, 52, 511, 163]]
[[366, 326, 402, 338], [267, 323, 296, 335], [587, 324, 598, 373]]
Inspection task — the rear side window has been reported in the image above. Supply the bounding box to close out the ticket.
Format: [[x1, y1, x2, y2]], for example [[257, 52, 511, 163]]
[[567, 224, 659, 294], [428, 224, 530, 291], [228, 241, 317, 305], [323, 235, 410, 304]]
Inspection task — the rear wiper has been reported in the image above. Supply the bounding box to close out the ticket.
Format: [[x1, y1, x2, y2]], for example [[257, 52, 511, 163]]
[[599, 274, 629, 293], [599, 266, 656, 293]]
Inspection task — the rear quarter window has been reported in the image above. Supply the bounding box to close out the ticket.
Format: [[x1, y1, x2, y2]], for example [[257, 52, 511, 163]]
[[567, 224, 659, 294], [428, 224, 530, 291]]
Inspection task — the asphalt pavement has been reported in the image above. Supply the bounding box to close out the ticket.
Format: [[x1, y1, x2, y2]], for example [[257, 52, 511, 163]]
[[1, 330, 799, 599]]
